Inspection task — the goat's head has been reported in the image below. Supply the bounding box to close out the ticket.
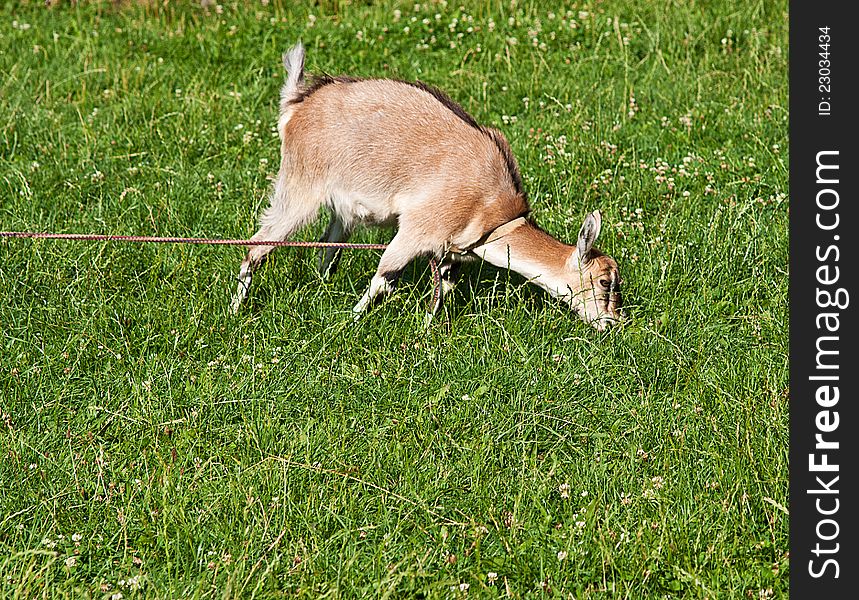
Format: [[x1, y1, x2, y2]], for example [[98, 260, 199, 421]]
[[563, 211, 624, 331]]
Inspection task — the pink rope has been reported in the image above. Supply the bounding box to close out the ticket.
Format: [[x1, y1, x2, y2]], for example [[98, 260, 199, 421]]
[[0, 230, 444, 312], [0, 231, 388, 249]]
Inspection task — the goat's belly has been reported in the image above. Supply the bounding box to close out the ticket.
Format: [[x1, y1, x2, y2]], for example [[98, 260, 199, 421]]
[[329, 191, 398, 229]]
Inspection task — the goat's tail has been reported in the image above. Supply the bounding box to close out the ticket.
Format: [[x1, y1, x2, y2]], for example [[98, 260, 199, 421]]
[[280, 42, 306, 108]]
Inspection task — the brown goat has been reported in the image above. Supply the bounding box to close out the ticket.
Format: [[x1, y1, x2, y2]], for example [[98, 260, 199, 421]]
[[231, 42, 623, 330]]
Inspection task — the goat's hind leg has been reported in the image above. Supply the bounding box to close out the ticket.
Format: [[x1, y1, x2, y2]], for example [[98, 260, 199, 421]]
[[230, 191, 319, 313], [317, 213, 350, 280], [230, 233, 276, 314]]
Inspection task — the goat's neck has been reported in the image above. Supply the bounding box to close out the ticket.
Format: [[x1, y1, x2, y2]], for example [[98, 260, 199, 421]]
[[471, 221, 580, 301]]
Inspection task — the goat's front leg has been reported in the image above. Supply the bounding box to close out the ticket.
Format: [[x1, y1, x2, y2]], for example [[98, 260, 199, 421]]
[[425, 260, 462, 324], [352, 231, 419, 320], [352, 272, 399, 318]]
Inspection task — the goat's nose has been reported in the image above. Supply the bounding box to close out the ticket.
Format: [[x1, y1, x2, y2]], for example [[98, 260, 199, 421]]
[[591, 318, 608, 332], [594, 315, 620, 331]]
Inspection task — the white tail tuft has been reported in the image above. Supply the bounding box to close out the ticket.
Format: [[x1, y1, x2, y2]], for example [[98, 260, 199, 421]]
[[280, 42, 306, 105]]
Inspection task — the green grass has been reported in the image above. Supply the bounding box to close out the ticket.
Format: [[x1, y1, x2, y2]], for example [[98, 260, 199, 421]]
[[0, 0, 788, 597]]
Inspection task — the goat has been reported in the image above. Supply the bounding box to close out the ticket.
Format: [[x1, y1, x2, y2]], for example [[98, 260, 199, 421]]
[[230, 42, 623, 330]]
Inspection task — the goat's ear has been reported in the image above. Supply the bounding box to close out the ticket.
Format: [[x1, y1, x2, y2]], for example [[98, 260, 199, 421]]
[[576, 210, 602, 261]]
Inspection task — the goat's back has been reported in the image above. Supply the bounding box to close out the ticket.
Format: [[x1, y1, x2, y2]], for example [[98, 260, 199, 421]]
[[279, 78, 528, 235]]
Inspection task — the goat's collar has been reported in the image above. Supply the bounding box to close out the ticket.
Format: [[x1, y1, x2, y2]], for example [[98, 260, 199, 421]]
[[450, 215, 529, 254]]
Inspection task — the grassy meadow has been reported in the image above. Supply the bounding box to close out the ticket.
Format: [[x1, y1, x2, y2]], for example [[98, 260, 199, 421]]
[[0, 0, 788, 597]]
